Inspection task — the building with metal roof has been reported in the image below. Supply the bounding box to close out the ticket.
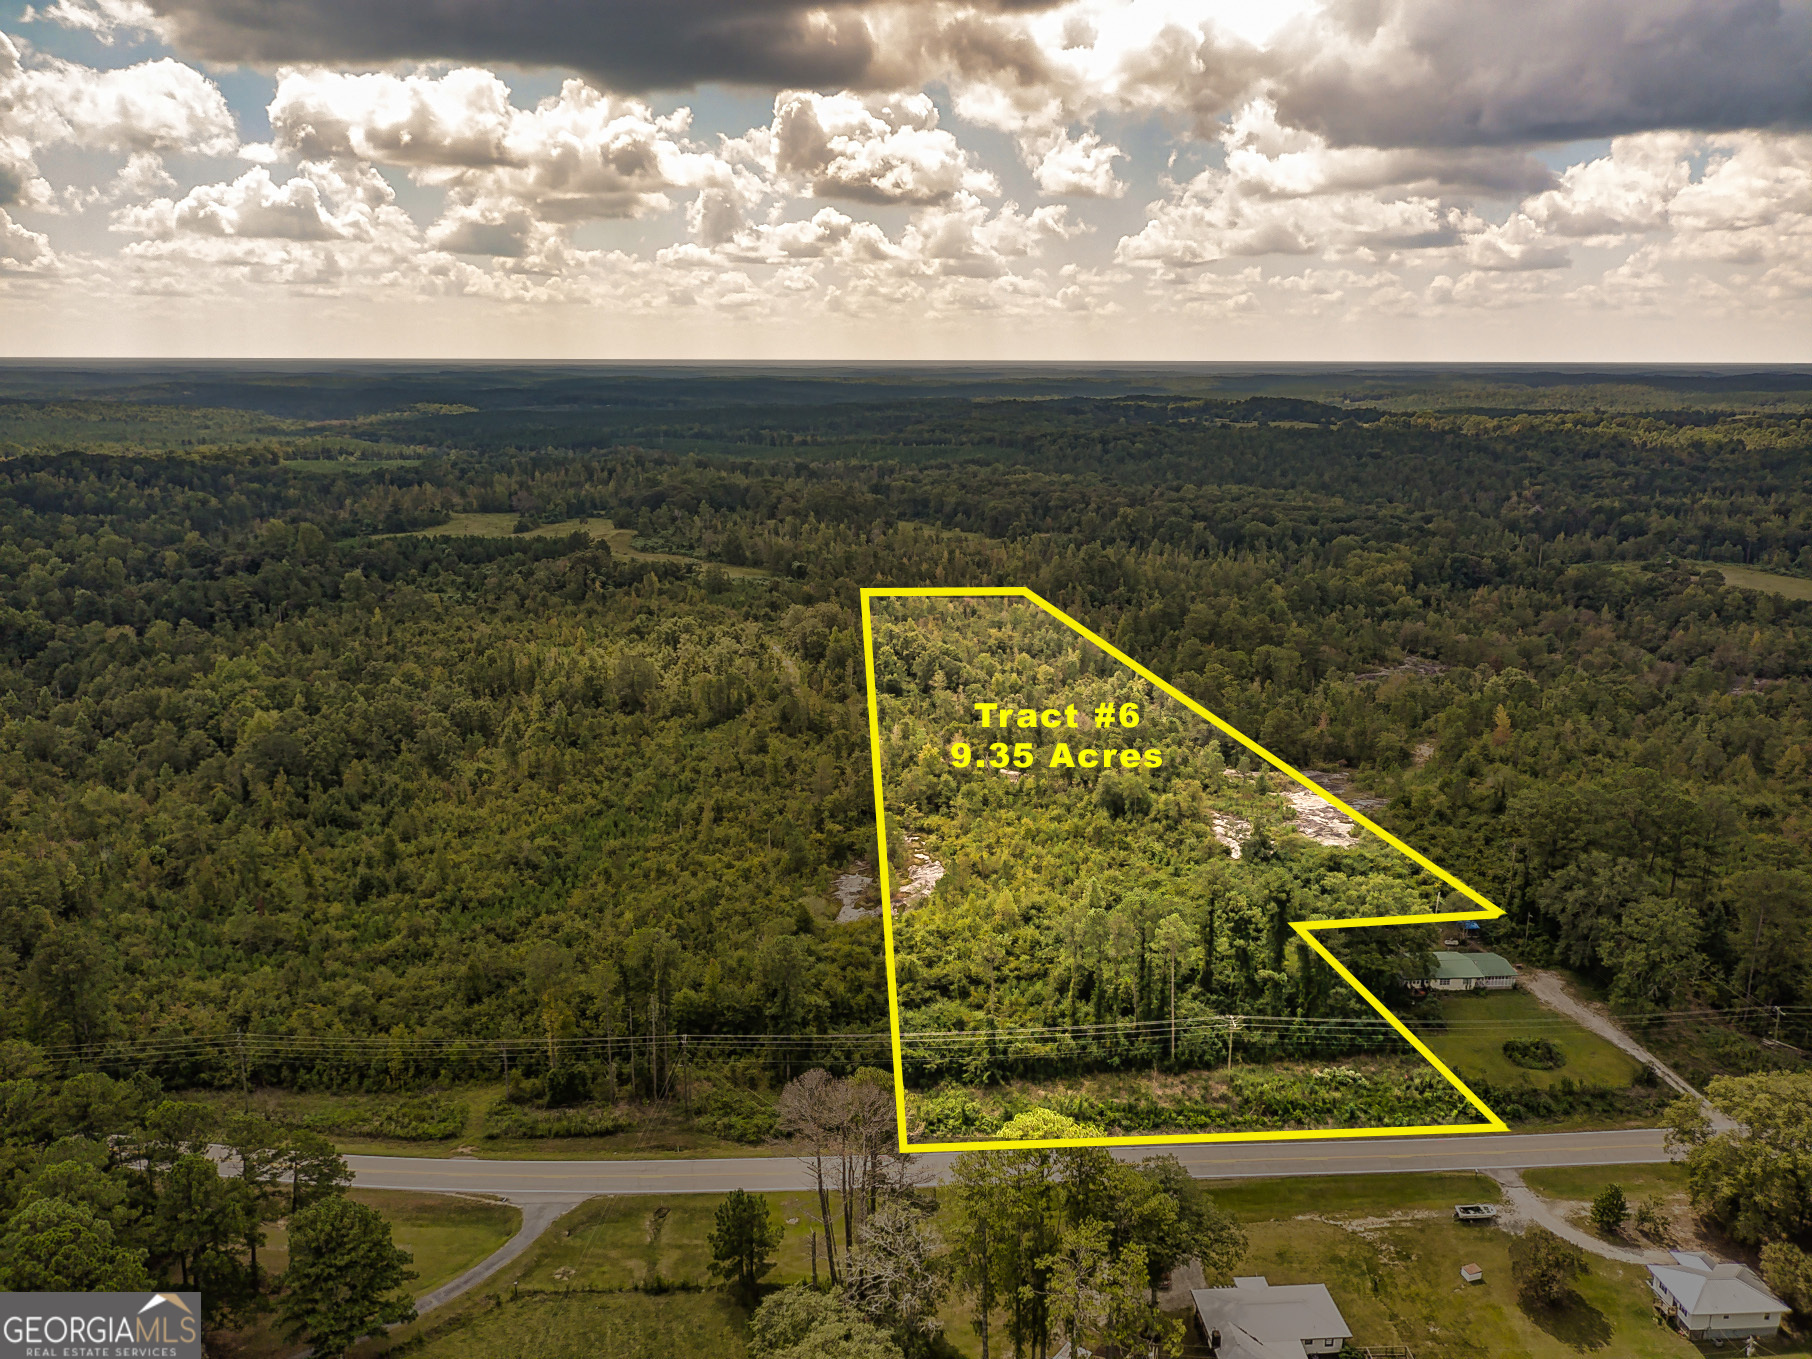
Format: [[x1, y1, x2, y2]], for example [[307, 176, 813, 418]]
[[1192, 1277, 1352, 1358], [1648, 1251, 1786, 1341], [1404, 950, 1517, 992]]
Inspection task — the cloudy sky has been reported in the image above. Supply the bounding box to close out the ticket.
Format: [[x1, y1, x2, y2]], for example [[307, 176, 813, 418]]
[[1, 0, 1808, 359]]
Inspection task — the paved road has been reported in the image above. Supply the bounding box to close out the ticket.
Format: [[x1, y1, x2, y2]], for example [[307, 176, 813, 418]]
[[349, 1128, 1673, 1197]]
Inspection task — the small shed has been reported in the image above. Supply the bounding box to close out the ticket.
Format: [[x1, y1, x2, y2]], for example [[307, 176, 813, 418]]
[[1460, 1263, 1483, 1285]]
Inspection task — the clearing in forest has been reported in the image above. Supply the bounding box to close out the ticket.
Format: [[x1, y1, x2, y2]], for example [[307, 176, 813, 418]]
[[860, 587, 1508, 1152]]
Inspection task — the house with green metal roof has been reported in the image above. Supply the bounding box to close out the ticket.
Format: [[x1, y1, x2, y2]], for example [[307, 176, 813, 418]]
[[1405, 950, 1518, 992]]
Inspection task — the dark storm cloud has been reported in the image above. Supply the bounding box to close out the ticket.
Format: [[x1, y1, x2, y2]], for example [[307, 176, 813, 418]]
[[124, 0, 1812, 147], [1275, 0, 1812, 147], [142, 0, 895, 90]]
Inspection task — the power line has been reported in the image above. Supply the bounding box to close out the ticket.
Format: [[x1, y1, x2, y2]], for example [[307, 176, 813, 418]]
[[36, 1001, 1803, 1064]]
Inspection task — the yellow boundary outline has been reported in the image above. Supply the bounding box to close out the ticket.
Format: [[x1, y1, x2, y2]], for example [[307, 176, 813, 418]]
[[860, 585, 1509, 1154]]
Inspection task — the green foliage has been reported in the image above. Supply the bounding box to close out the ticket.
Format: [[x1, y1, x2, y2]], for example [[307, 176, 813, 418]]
[[291, 1094, 467, 1141], [481, 1101, 629, 1140], [0, 379, 1808, 1146], [0, 1197, 152, 1291], [706, 1188, 782, 1305], [1667, 1072, 1812, 1244], [695, 1085, 779, 1145], [1588, 1183, 1628, 1236], [279, 1195, 417, 1359], [1509, 1225, 1588, 1307], [948, 1132, 1244, 1357], [1631, 1194, 1671, 1243], [917, 1084, 995, 1136], [1762, 1241, 1812, 1315], [1503, 1037, 1567, 1070], [750, 1286, 904, 1359]]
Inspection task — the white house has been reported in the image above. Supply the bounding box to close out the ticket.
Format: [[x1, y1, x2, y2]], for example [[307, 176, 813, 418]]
[[1404, 950, 1517, 992], [1647, 1251, 1787, 1341], [1192, 1277, 1352, 1358]]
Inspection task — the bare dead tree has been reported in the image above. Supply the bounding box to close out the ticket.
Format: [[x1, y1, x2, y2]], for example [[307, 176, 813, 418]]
[[777, 1068, 844, 1284]]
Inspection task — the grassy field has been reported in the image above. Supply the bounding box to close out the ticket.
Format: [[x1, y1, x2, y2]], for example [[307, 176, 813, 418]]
[[1415, 988, 1645, 1090], [261, 1190, 519, 1297], [514, 1191, 834, 1292], [187, 1083, 786, 1160], [1238, 1213, 1698, 1358], [407, 1292, 748, 1359], [383, 1172, 1742, 1359], [1210, 1172, 1502, 1222], [1687, 561, 1812, 600], [1521, 1162, 1687, 1203], [231, 1188, 520, 1358], [400, 513, 766, 576]]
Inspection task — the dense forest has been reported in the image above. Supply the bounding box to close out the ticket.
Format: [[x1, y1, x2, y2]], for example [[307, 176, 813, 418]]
[[0, 369, 1808, 1138], [870, 597, 1458, 1100]]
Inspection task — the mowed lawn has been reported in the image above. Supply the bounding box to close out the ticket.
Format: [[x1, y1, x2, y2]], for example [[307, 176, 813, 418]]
[[1239, 1214, 1698, 1359], [262, 1190, 519, 1297], [515, 1191, 834, 1292], [389, 1172, 1745, 1359], [409, 1292, 748, 1359], [1521, 1162, 1688, 1203], [1415, 988, 1644, 1090]]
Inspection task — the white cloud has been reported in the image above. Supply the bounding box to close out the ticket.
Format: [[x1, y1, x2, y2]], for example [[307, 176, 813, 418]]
[[109, 149, 174, 199], [1117, 100, 1478, 270], [20, 0, 167, 45], [118, 166, 345, 241], [767, 89, 997, 204], [1523, 135, 1694, 239], [3, 42, 235, 155], [1464, 214, 1570, 272], [269, 67, 749, 234], [0, 206, 52, 267], [1029, 130, 1125, 198]]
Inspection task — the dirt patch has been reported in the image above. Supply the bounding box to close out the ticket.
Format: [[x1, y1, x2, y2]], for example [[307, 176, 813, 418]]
[[1356, 656, 1450, 682], [833, 870, 879, 924], [1278, 783, 1360, 846], [1211, 812, 1252, 858], [1298, 1208, 1444, 1264], [1300, 768, 1390, 813], [890, 835, 946, 914]]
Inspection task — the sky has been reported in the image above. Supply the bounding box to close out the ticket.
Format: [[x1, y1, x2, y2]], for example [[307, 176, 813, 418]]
[[0, 0, 1808, 360]]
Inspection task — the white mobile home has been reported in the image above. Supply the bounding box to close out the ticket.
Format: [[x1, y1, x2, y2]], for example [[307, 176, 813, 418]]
[[1648, 1251, 1786, 1341]]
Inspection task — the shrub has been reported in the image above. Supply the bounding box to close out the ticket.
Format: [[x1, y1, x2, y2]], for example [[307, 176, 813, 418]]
[[481, 1101, 627, 1140], [1589, 1184, 1627, 1237], [1510, 1226, 1587, 1307], [294, 1095, 464, 1141], [917, 1085, 997, 1136], [696, 1085, 778, 1144], [543, 1065, 594, 1108], [1502, 1038, 1567, 1070]]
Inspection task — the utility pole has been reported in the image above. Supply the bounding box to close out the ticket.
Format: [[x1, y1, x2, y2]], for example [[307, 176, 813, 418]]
[[238, 1030, 249, 1114]]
